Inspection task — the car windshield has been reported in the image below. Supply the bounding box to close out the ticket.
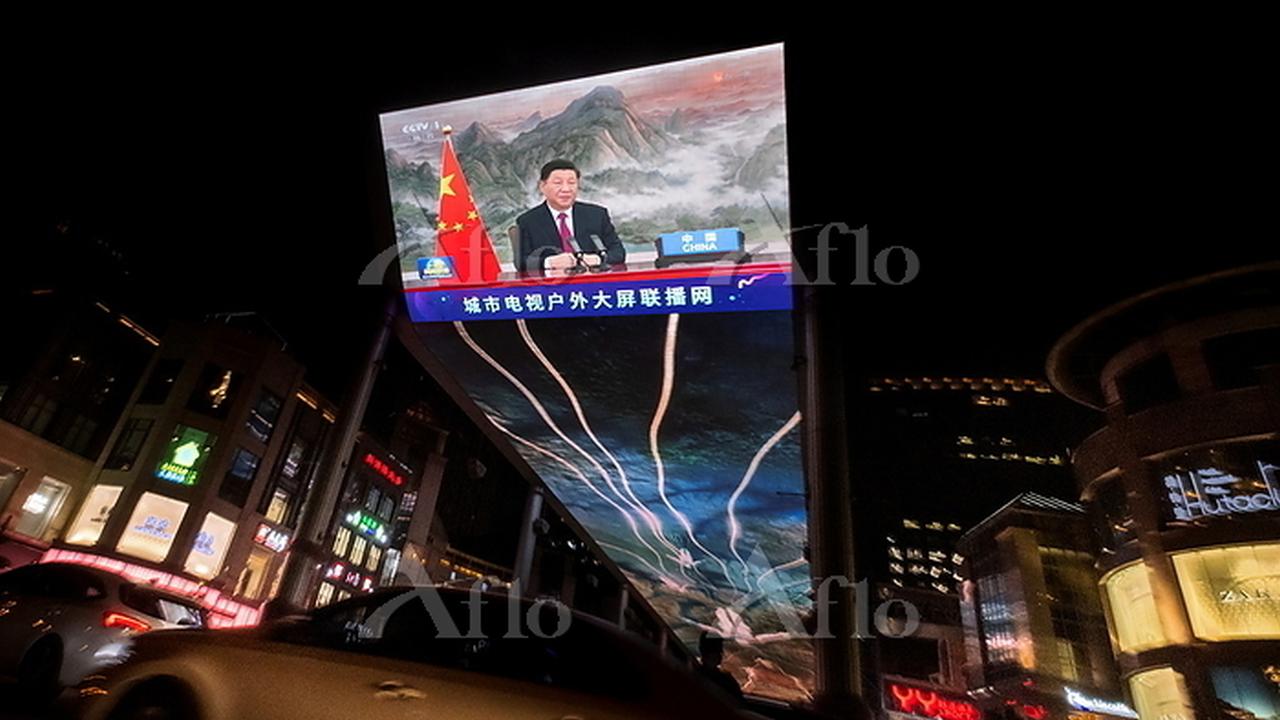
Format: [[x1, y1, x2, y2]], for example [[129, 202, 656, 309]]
[[270, 587, 652, 701], [120, 584, 206, 627]]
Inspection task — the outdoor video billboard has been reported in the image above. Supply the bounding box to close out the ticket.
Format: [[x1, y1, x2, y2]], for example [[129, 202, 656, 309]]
[[380, 44, 792, 323], [382, 45, 813, 703]]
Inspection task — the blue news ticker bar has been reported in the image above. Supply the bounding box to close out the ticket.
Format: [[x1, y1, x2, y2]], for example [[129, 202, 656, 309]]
[[406, 271, 791, 322]]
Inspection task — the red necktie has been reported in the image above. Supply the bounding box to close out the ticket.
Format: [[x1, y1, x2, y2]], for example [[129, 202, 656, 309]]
[[557, 212, 574, 253]]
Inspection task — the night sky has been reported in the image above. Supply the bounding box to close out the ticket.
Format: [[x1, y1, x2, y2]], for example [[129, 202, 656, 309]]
[[7, 28, 1274, 399]]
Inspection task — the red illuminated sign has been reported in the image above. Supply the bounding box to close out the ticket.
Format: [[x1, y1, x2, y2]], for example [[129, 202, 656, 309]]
[[254, 523, 290, 553], [886, 682, 983, 720], [363, 453, 406, 486]]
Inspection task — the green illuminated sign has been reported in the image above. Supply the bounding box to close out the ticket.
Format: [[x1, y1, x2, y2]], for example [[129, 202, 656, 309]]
[[344, 510, 389, 545], [154, 425, 215, 486]]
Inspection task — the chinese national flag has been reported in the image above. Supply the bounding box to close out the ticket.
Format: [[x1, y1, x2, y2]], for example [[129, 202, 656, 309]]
[[435, 135, 501, 283]]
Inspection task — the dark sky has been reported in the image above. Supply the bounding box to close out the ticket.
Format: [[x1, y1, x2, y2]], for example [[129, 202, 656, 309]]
[[7, 27, 1274, 399]]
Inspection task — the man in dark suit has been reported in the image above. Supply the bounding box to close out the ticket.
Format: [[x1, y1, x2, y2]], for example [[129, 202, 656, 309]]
[[514, 159, 626, 273]]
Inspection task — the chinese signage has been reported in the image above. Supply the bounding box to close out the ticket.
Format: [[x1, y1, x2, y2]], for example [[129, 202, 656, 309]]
[[154, 425, 216, 486], [884, 682, 982, 720], [405, 272, 791, 323], [116, 492, 189, 563], [254, 523, 291, 553], [345, 510, 389, 545], [363, 452, 406, 487], [183, 513, 235, 580]]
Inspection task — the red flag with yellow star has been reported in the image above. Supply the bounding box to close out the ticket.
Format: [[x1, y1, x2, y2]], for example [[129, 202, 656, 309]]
[[434, 132, 501, 283]]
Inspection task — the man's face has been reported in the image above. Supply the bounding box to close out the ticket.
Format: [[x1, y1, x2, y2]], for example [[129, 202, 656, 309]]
[[539, 169, 579, 211]]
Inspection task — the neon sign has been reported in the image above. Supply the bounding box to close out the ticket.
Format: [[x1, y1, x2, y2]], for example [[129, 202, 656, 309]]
[[133, 516, 174, 540], [1065, 687, 1138, 719], [154, 425, 214, 486], [1164, 461, 1279, 521], [363, 453, 406, 487], [254, 524, 291, 553], [344, 510, 389, 545], [886, 682, 982, 720]]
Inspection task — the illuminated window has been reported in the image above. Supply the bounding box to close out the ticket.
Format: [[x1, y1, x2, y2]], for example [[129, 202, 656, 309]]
[[907, 549, 924, 560], [332, 526, 352, 558], [926, 521, 944, 531], [350, 536, 368, 566], [183, 513, 235, 580], [902, 519, 921, 530], [889, 547, 904, 560], [928, 551, 947, 563], [13, 477, 71, 540], [237, 546, 273, 600], [116, 492, 189, 563], [1102, 562, 1171, 653], [315, 582, 335, 608], [65, 485, 124, 546], [336, 590, 350, 602], [890, 563, 904, 574], [957, 436, 975, 446], [366, 545, 382, 573], [1171, 543, 1280, 641], [186, 364, 240, 419], [1129, 667, 1195, 720], [265, 489, 290, 524]]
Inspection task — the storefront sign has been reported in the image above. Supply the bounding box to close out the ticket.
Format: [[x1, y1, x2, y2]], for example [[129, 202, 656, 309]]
[[885, 682, 982, 720], [1065, 687, 1138, 719], [254, 523, 291, 553], [363, 452, 406, 486], [1164, 460, 1279, 522]]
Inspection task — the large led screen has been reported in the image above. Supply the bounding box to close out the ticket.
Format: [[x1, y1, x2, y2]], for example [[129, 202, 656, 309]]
[[390, 46, 813, 703], [413, 311, 813, 702], [380, 45, 792, 322]]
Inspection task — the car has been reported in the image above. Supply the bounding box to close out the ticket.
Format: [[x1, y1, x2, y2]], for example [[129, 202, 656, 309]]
[[0, 562, 206, 701], [75, 585, 763, 720]]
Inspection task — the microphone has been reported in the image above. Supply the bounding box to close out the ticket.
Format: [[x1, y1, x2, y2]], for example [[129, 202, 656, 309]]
[[562, 233, 589, 275], [587, 234, 613, 272]]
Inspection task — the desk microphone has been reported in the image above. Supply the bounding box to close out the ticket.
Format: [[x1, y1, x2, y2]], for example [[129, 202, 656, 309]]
[[587, 234, 612, 272], [564, 234, 589, 275]]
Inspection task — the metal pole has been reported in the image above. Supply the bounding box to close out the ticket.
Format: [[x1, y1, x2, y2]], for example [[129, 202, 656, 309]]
[[275, 294, 399, 610], [800, 283, 864, 717], [512, 485, 543, 588]]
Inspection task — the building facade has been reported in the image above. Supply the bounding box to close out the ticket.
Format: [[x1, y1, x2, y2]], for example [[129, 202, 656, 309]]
[[1047, 264, 1280, 720], [42, 318, 336, 626], [0, 294, 158, 551], [959, 493, 1131, 720]]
